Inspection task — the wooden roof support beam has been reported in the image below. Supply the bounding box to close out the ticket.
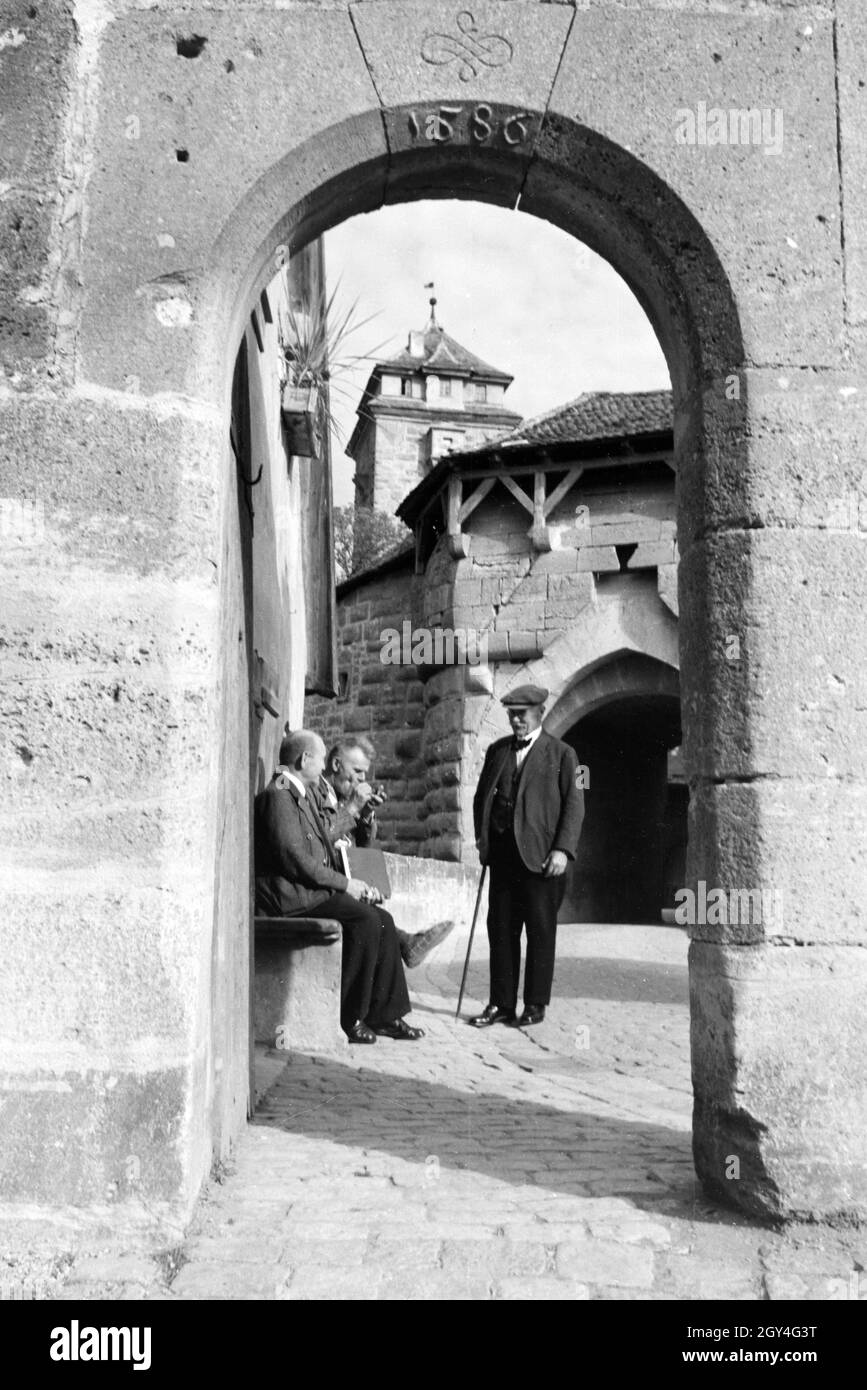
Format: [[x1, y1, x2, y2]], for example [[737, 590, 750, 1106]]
[[446, 474, 470, 558], [529, 470, 552, 551], [458, 476, 496, 524], [543, 466, 584, 518], [500, 474, 535, 515]]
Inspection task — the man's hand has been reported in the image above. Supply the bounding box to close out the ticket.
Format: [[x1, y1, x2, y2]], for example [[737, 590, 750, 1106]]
[[542, 850, 568, 878], [345, 878, 382, 904], [346, 781, 376, 818]]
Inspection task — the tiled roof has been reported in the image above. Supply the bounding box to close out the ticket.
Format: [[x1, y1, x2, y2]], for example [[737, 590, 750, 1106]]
[[493, 389, 673, 448], [396, 388, 674, 527], [378, 323, 512, 382]]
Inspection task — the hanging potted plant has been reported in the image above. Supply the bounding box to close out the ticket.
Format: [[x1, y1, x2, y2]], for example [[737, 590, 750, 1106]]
[[280, 274, 383, 459]]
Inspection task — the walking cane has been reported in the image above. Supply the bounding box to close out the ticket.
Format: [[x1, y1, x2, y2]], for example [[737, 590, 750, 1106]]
[[455, 864, 488, 1020]]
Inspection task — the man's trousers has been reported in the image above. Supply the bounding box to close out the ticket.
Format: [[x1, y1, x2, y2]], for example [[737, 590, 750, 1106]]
[[297, 893, 411, 1031], [487, 833, 567, 1010]]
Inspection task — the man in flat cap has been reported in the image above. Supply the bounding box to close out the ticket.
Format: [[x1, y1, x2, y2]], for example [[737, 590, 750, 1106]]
[[470, 685, 585, 1028]]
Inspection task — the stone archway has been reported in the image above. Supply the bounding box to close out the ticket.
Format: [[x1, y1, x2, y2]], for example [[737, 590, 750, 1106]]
[[549, 654, 682, 924], [4, 2, 864, 1230]]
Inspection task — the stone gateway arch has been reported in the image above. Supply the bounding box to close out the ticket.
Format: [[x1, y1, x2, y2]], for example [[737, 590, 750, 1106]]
[[1, 1, 865, 1233]]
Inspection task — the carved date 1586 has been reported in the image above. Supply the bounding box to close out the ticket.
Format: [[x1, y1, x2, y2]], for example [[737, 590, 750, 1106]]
[[407, 104, 535, 147]]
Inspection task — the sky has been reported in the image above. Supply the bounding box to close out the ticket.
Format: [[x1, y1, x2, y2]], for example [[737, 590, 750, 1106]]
[[324, 201, 671, 507]]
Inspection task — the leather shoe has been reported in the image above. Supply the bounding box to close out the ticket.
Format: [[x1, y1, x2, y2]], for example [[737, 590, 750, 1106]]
[[510, 1005, 546, 1027], [345, 1021, 377, 1044], [468, 1003, 516, 1028], [370, 1018, 424, 1040], [402, 919, 456, 969]]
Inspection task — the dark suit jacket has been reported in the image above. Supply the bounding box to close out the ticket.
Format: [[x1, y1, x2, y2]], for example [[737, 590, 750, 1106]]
[[254, 771, 349, 916], [473, 729, 585, 873]]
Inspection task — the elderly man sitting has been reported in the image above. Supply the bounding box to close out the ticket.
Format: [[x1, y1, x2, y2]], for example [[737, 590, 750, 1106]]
[[317, 736, 455, 969], [254, 730, 424, 1045]]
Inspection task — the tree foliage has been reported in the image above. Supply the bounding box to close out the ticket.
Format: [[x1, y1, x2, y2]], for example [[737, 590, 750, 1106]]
[[332, 505, 411, 583]]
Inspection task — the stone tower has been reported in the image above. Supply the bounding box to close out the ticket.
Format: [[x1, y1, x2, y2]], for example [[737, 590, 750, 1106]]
[[346, 296, 522, 518]]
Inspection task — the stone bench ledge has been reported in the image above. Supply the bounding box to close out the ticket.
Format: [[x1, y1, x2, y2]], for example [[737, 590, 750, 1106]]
[[254, 916, 341, 944]]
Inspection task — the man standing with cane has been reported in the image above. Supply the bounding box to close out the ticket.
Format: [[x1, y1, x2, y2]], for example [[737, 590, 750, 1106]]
[[467, 685, 585, 1028]]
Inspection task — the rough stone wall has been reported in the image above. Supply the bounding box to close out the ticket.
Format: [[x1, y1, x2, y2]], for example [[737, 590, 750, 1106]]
[[305, 562, 428, 851], [0, 3, 320, 1221], [362, 413, 521, 517]]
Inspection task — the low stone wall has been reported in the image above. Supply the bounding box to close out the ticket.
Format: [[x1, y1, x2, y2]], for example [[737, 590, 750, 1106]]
[[383, 852, 484, 937]]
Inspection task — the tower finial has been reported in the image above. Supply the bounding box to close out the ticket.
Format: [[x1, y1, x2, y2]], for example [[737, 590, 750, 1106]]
[[424, 281, 438, 327]]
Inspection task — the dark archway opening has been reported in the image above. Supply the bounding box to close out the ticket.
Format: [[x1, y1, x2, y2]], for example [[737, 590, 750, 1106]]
[[562, 692, 684, 925]]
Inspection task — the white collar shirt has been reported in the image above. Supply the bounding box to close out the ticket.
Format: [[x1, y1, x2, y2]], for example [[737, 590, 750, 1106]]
[[277, 766, 307, 798], [515, 726, 543, 767]]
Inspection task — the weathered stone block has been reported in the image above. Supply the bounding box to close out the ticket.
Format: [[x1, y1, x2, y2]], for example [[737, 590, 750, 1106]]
[[423, 733, 463, 765], [545, 9, 844, 369], [423, 785, 461, 814], [253, 929, 344, 1054], [496, 602, 548, 630], [680, 531, 867, 779], [678, 370, 867, 548], [576, 546, 619, 573], [0, 195, 55, 376], [628, 541, 677, 569], [547, 573, 595, 604], [0, 2, 74, 188], [590, 523, 645, 548], [691, 941, 867, 1221], [686, 780, 867, 947], [657, 564, 678, 617], [360, 665, 390, 686], [452, 579, 483, 606], [0, 396, 222, 577], [532, 548, 580, 574], [2, 671, 212, 814], [0, 2, 76, 381], [342, 709, 373, 732], [395, 731, 422, 760], [513, 574, 548, 598], [0, 1065, 188, 1209], [394, 820, 425, 841], [838, 0, 867, 325], [79, 6, 387, 396], [357, 0, 572, 207]]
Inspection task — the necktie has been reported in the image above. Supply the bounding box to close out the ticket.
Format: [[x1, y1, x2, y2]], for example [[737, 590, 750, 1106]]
[[514, 738, 531, 750]]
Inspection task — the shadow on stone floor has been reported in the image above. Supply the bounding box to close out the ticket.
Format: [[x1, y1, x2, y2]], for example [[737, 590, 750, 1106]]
[[253, 1052, 766, 1233], [434, 955, 689, 1008]]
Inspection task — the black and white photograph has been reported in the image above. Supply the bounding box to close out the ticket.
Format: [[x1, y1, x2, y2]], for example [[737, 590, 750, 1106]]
[[1, 0, 866, 1342]]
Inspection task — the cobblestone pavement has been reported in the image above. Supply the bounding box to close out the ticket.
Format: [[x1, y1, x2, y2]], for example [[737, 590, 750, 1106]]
[[16, 924, 867, 1301]]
